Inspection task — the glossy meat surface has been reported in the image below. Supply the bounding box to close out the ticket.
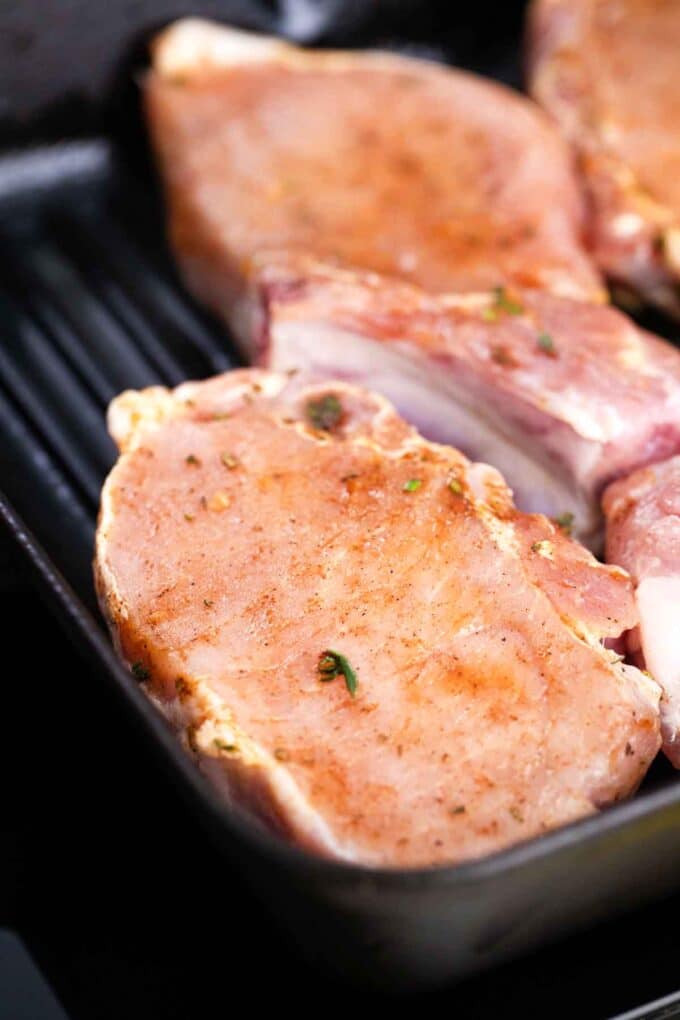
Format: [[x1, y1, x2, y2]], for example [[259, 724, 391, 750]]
[[96, 369, 660, 867], [256, 256, 680, 544], [146, 17, 602, 324], [528, 0, 680, 316], [604, 457, 680, 764]]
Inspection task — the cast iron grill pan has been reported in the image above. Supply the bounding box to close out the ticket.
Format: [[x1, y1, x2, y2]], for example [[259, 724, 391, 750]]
[[2, 136, 680, 990]]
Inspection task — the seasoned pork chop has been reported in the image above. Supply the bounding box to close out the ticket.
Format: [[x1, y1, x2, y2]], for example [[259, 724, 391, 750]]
[[528, 0, 680, 316], [96, 369, 660, 868], [252, 255, 680, 545], [145, 16, 602, 336], [604, 457, 680, 765]]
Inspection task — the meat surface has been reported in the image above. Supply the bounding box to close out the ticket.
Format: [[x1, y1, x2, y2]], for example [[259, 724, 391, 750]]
[[96, 368, 660, 868], [604, 457, 680, 765], [252, 255, 680, 545], [145, 16, 603, 334], [528, 0, 680, 316]]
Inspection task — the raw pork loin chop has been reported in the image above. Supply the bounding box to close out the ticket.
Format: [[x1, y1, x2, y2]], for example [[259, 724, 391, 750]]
[[252, 256, 680, 546], [145, 16, 602, 335], [528, 0, 680, 317], [605, 457, 680, 765], [96, 369, 660, 868]]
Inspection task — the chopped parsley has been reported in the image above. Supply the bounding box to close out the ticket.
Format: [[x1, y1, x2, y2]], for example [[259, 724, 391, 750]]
[[203, 598, 214, 608], [183, 512, 195, 522], [450, 805, 466, 816], [448, 476, 464, 496], [555, 511, 575, 535], [318, 649, 358, 698], [131, 661, 150, 681], [537, 332, 558, 357], [306, 394, 343, 432], [185, 454, 201, 466], [403, 478, 422, 492], [221, 452, 239, 469]]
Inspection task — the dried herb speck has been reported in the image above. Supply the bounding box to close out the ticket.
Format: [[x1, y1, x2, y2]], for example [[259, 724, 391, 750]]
[[487, 286, 524, 317], [318, 650, 358, 698], [531, 539, 553, 556], [214, 738, 237, 753], [537, 332, 558, 357], [555, 511, 575, 535], [307, 394, 343, 432], [403, 478, 422, 492], [131, 661, 150, 682], [490, 344, 517, 367]]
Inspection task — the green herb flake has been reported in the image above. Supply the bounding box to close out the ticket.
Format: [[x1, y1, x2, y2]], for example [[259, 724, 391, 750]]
[[555, 511, 575, 535], [131, 661, 150, 682], [537, 332, 558, 357], [509, 805, 524, 823], [492, 286, 524, 316], [306, 394, 343, 432], [213, 738, 237, 753], [318, 650, 358, 698], [403, 478, 422, 492], [185, 454, 201, 466], [183, 512, 195, 522], [448, 476, 464, 496], [482, 306, 499, 322], [203, 598, 214, 608], [221, 452, 239, 469], [450, 805, 466, 816], [318, 653, 338, 676]]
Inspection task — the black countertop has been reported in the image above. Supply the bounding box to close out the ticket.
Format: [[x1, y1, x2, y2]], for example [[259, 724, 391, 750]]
[[1, 547, 679, 1019]]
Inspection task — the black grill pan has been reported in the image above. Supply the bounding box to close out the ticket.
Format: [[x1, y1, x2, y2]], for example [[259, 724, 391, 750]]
[[2, 16, 680, 986]]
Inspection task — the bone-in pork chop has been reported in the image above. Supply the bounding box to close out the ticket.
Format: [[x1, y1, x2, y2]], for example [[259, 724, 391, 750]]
[[528, 0, 680, 316], [251, 255, 680, 545], [604, 456, 680, 765], [95, 369, 660, 868], [145, 16, 602, 335]]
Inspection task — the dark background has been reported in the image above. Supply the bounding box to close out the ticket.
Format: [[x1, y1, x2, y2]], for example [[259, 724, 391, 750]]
[[1, 2, 679, 1016]]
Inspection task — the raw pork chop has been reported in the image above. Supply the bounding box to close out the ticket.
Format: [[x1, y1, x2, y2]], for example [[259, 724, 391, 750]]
[[145, 16, 602, 332], [604, 457, 680, 765], [96, 369, 660, 868], [251, 255, 680, 545], [528, 0, 680, 316]]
